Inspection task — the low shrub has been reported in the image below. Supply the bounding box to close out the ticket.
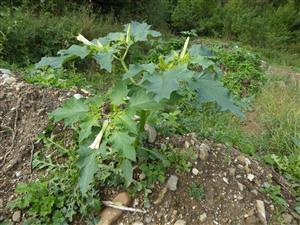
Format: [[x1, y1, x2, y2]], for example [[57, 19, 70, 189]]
[[215, 46, 266, 97]]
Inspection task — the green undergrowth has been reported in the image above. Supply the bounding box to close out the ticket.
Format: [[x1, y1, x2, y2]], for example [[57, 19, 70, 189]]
[[255, 79, 300, 182]]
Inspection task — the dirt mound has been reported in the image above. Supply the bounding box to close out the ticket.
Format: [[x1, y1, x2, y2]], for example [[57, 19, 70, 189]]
[[0, 71, 73, 222]]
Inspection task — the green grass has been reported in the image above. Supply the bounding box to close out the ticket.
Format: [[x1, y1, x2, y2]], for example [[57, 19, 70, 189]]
[[254, 78, 300, 180]]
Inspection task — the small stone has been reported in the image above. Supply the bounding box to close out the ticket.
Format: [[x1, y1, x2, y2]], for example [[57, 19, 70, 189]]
[[254, 179, 262, 187], [237, 194, 244, 200], [184, 141, 190, 149], [132, 222, 144, 225], [166, 175, 178, 191], [133, 198, 139, 207], [144, 124, 157, 143], [154, 187, 168, 205], [139, 172, 146, 180], [199, 143, 209, 161], [262, 182, 270, 188], [256, 200, 267, 225], [244, 165, 251, 173], [282, 213, 293, 224], [229, 168, 236, 176], [247, 174, 255, 181], [244, 158, 251, 165], [174, 220, 186, 225], [73, 93, 83, 99], [251, 189, 258, 196], [144, 215, 152, 223], [192, 168, 199, 175], [0, 199, 3, 208], [12, 210, 21, 222], [199, 213, 207, 222], [15, 171, 22, 178], [237, 182, 245, 191], [223, 177, 229, 184], [237, 155, 246, 163]]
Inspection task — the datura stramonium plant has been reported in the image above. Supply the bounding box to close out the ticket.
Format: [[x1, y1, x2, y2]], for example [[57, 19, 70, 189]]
[[36, 21, 243, 194]]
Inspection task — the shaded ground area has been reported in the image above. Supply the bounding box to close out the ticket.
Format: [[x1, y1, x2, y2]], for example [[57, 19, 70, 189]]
[[0, 72, 299, 225]]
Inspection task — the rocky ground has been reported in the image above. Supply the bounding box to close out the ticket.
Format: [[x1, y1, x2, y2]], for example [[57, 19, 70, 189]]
[[0, 70, 299, 225]]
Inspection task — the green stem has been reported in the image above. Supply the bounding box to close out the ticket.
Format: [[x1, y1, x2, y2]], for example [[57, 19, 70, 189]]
[[120, 59, 129, 72], [139, 110, 147, 134], [46, 138, 68, 154], [122, 45, 130, 61], [134, 110, 148, 147]]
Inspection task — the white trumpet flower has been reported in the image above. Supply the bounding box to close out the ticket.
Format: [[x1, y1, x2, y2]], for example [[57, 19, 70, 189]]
[[76, 34, 93, 46], [89, 120, 109, 150]]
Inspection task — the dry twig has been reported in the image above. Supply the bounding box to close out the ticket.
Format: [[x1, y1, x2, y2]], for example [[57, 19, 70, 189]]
[[102, 201, 146, 213]]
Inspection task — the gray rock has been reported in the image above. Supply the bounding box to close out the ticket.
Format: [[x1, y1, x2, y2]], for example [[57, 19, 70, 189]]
[[0, 68, 13, 75], [144, 215, 152, 223], [15, 171, 22, 178], [199, 143, 209, 161], [192, 168, 199, 175], [12, 210, 21, 222], [166, 175, 178, 191], [73, 93, 83, 99], [199, 213, 207, 222], [229, 168, 236, 177], [174, 220, 186, 225], [237, 182, 245, 191], [256, 200, 267, 225]]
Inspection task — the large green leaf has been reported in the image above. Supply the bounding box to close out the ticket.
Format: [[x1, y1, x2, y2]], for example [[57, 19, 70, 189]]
[[129, 90, 161, 111], [123, 63, 156, 80], [93, 48, 115, 72], [106, 32, 125, 41], [110, 131, 136, 161], [79, 115, 100, 143], [190, 56, 215, 69], [144, 66, 194, 102], [109, 81, 129, 106], [58, 45, 90, 59], [49, 97, 89, 126], [35, 55, 72, 69], [189, 44, 214, 57], [114, 112, 138, 135], [36, 45, 90, 69], [76, 145, 98, 195], [124, 21, 161, 42], [189, 79, 244, 118], [121, 159, 133, 186]]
